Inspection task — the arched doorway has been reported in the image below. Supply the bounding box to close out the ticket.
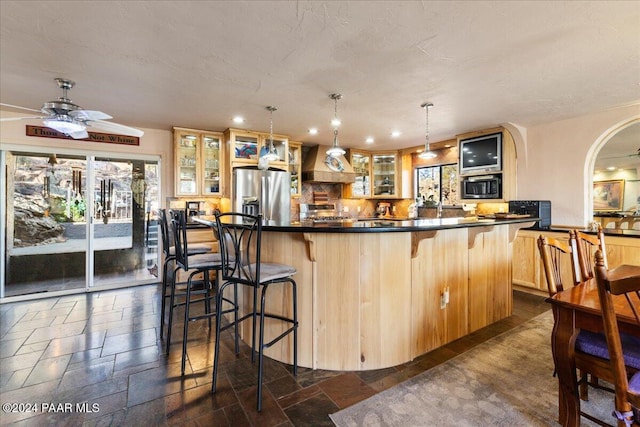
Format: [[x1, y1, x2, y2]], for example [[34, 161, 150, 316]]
[[588, 119, 640, 229]]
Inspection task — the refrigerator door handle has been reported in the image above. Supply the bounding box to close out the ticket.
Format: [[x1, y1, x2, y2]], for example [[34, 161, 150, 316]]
[[262, 175, 270, 221]]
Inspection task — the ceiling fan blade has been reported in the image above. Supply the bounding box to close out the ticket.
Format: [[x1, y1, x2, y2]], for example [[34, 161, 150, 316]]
[[88, 119, 144, 137], [0, 102, 43, 113], [0, 116, 48, 122], [68, 129, 89, 139], [70, 109, 112, 121]]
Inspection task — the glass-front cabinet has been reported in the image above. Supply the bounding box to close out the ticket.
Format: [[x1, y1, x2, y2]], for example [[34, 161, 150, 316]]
[[289, 141, 302, 196], [202, 134, 222, 195], [372, 152, 398, 197], [173, 127, 224, 196], [225, 128, 288, 170], [347, 150, 371, 198]]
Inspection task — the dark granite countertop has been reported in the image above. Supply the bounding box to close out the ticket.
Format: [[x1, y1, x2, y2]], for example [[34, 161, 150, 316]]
[[193, 216, 538, 233]]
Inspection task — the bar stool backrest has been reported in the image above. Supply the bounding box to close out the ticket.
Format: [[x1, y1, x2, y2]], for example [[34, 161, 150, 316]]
[[215, 212, 262, 287], [170, 209, 190, 272], [159, 208, 173, 258]]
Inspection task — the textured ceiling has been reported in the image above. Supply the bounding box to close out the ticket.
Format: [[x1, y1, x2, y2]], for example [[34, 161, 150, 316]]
[[1, 1, 639, 162]]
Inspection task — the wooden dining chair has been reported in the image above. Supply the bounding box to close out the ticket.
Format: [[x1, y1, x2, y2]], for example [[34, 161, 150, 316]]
[[538, 235, 611, 408], [594, 250, 640, 427], [570, 228, 607, 283]]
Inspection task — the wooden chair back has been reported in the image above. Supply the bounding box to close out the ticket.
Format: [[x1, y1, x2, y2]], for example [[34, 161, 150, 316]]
[[569, 228, 607, 282], [594, 250, 640, 426], [537, 234, 580, 296]]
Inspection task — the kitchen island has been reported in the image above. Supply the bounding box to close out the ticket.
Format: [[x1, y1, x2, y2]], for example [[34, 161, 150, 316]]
[[195, 216, 536, 371]]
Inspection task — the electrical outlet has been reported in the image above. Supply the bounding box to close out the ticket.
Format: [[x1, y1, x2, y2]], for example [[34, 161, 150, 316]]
[[444, 287, 450, 304], [440, 293, 446, 309]]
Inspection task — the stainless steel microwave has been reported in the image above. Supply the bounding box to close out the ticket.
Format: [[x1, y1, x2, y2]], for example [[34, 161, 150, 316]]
[[461, 175, 502, 199]]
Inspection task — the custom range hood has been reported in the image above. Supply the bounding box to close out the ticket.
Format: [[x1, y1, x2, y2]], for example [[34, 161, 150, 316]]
[[301, 145, 356, 183]]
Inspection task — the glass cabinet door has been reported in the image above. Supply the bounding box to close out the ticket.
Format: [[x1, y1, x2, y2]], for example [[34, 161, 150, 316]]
[[202, 134, 222, 195], [350, 152, 371, 197], [372, 153, 396, 196], [289, 142, 302, 196], [232, 133, 259, 161], [176, 132, 198, 195]]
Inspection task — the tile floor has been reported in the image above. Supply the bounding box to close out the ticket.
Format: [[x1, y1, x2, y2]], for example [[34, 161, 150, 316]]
[[0, 285, 549, 426]]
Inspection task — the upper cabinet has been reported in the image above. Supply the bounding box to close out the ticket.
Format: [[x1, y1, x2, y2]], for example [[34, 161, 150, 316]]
[[346, 150, 371, 198], [174, 127, 224, 197], [289, 141, 302, 197], [224, 128, 289, 171], [345, 150, 401, 198], [372, 152, 399, 197]]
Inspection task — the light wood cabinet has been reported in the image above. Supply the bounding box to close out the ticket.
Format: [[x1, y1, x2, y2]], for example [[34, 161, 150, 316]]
[[224, 128, 289, 171], [289, 141, 302, 197], [411, 229, 469, 354], [344, 149, 371, 198], [372, 152, 399, 197], [345, 149, 402, 198], [173, 127, 224, 197]]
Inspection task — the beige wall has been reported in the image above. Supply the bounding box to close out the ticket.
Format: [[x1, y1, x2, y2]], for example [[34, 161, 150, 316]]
[[508, 103, 640, 228], [0, 111, 174, 206]]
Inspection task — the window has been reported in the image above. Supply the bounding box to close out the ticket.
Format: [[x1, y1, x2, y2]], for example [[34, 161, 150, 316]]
[[415, 164, 458, 205]]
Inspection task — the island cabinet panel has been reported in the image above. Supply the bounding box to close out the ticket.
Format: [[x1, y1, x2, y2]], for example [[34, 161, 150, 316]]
[[312, 233, 362, 370], [358, 233, 412, 370], [467, 225, 512, 332], [411, 228, 469, 357], [311, 232, 412, 371]]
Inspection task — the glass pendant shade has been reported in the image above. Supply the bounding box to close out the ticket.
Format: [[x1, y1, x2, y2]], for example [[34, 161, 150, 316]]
[[326, 93, 345, 157], [418, 102, 436, 159], [262, 106, 279, 161]]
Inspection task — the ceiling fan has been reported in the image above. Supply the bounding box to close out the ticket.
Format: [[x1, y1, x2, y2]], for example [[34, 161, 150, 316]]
[[0, 78, 144, 139]]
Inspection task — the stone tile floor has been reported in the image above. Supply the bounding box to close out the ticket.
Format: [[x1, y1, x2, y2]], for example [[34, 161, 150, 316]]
[[0, 285, 549, 426]]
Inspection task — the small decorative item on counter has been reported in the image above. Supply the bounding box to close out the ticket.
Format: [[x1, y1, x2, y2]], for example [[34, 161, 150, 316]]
[[408, 202, 417, 219]]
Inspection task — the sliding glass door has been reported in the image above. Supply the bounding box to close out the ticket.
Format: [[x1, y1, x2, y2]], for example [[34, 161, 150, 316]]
[[2, 149, 160, 299]]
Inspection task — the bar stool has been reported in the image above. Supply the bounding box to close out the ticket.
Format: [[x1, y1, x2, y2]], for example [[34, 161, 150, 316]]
[[169, 210, 228, 374], [158, 208, 212, 341], [212, 212, 298, 412]]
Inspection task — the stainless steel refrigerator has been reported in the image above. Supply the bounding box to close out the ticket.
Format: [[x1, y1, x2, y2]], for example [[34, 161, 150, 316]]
[[233, 167, 291, 224]]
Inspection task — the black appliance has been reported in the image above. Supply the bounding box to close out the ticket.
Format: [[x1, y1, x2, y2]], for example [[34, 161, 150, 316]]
[[508, 200, 551, 230], [461, 174, 502, 199]]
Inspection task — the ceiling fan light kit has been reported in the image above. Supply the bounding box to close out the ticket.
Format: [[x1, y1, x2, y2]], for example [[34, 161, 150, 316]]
[[0, 77, 144, 139]]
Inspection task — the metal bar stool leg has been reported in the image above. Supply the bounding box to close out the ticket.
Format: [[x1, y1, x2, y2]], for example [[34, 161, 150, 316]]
[[165, 265, 180, 355]]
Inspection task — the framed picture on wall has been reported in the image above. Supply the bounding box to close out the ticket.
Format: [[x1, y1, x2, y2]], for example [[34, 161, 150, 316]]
[[593, 179, 625, 211]]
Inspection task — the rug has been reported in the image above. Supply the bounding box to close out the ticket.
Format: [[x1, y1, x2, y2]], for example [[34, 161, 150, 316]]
[[330, 311, 615, 427]]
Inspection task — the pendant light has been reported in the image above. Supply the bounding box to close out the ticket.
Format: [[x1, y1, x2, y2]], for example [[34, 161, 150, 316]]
[[418, 102, 437, 159], [261, 106, 279, 162], [326, 93, 346, 157]]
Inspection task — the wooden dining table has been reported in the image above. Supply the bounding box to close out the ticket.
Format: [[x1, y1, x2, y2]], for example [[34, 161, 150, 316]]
[[547, 264, 640, 427]]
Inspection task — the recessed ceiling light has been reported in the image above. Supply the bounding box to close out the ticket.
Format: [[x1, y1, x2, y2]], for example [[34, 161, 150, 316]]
[[308, 128, 318, 135], [365, 137, 374, 144], [607, 166, 617, 170], [444, 144, 452, 148], [232, 116, 245, 124], [391, 131, 401, 138]]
